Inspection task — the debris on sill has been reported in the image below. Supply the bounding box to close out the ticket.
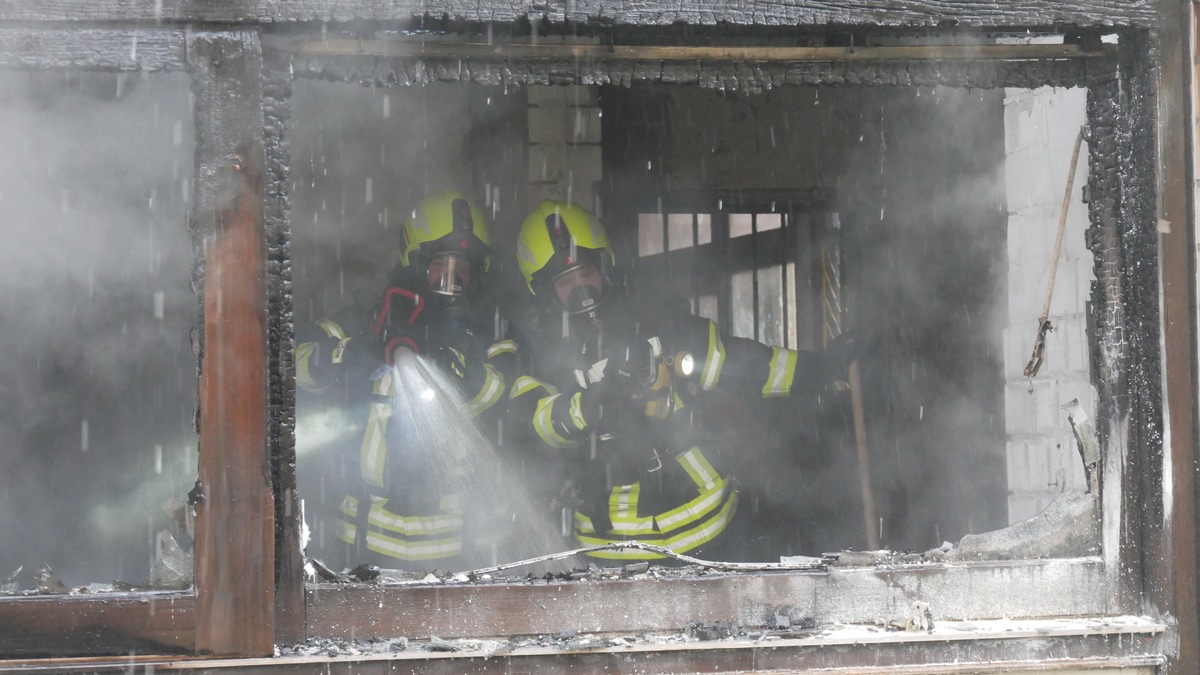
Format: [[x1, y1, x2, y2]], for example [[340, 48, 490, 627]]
[[277, 618, 825, 659], [144, 529, 192, 590], [302, 491, 1099, 592], [34, 565, 67, 595], [828, 489, 1099, 566], [0, 531, 196, 597]]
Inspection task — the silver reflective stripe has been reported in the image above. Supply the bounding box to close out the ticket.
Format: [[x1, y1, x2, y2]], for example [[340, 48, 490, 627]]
[[701, 321, 725, 391], [467, 364, 503, 416], [763, 346, 798, 397], [487, 339, 518, 358], [678, 448, 719, 490], [359, 369, 394, 488]]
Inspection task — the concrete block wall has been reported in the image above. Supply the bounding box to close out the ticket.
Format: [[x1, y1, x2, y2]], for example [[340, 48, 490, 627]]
[[527, 81, 602, 213], [1002, 86, 1096, 524]]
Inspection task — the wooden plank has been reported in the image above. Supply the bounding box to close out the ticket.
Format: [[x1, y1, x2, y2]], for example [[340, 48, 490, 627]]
[[190, 29, 275, 657], [4, 618, 1162, 674], [0, 0, 1158, 28], [1153, 0, 1200, 672], [286, 39, 1114, 62], [306, 560, 1115, 640], [0, 594, 193, 657], [0, 629, 1161, 667], [0, 27, 186, 71]]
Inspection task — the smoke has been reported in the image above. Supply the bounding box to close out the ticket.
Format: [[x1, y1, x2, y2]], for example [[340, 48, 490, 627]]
[[0, 70, 196, 587]]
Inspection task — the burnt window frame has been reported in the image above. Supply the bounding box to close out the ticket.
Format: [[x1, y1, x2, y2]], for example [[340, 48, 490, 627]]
[[0, 3, 1191, 670]]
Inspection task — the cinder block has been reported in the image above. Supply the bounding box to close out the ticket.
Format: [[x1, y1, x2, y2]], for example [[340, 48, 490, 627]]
[[527, 106, 569, 144], [1005, 150, 1056, 210], [1008, 492, 1050, 526], [1031, 378, 1059, 434], [1005, 381, 1038, 436], [527, 83, 598, 108], [1007, 440, 1052, 491], [527, 143, 570, 183], [1003, 93, 1045, 156]]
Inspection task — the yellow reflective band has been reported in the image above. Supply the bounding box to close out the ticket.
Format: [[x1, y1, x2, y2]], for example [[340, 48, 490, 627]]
[[369, 509, 462, 537], [610, 483, 643, 524], [295, 342, 322, 392], [576, 489, 739, 560], [338, 495, 468, 561], [653, 479, 725, 533], [487, 339, 518, 359], [467, 364, 504, 416], [568, 391, 587, 430], [316, 317, 347, 340], [701, 321, 725, 391], [677, 447, 719, 490], [511, 375, 557, 398], [336, 518, 356, 545], [534, 394, 576, 449], [358, 370, 394, 488], [762, 346, 798, 398], [364, 530, 464, 561]]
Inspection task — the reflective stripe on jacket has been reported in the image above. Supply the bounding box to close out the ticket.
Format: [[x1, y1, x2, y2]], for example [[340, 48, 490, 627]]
[[572, 447, 740, 560]]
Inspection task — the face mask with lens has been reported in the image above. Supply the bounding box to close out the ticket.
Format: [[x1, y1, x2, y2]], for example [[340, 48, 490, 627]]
[[426, 252, 473, 297], [552, 263, 604, 315]]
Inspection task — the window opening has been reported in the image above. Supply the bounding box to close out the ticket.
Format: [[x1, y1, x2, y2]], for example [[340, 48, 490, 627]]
[[0, 71, 197, 596]]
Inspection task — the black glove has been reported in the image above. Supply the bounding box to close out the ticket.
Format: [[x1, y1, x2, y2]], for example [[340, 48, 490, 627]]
[[431, 346, 469, 380], [823, 331, 863, 382]]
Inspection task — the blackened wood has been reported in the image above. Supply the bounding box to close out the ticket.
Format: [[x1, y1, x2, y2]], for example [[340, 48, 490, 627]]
[[286, 50, 1112, 92], [0, 0, 1158, 29], [0, 27, 186, 71], [1151, 0, 1200, 672], [0, 628, 1165, 674], [189, 29, 275, 657], [0, 594, 193, 658], [306, 560, 1114, 640], [262, 50, 306, 646], [289, 40, 1112, 62]]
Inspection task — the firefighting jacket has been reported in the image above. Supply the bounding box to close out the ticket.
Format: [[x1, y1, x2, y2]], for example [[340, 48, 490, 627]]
[[507, 297, 829, 559], [295, 287, 517, 563]]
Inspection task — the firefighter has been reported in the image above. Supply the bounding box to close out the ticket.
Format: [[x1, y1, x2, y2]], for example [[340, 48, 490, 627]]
[[296, 190, 517, 570], [509, 200, 851, 562]]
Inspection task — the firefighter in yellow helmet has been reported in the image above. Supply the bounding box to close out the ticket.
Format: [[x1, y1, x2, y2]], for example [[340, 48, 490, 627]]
[[295, 190, 518, 569], [509, 200, 851, 562]]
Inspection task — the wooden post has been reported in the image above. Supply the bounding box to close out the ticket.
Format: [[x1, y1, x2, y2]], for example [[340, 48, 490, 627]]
[[189, 29, 275, 657]]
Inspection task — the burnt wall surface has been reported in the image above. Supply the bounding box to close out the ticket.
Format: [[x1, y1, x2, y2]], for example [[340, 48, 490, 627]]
[[289, 54, 1115, 94], [0, 0, 1158, 29]]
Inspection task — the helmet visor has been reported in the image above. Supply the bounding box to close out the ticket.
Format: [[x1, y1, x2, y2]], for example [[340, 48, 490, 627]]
[[552, 263, 603, 314], [426, 252, 473, 297]]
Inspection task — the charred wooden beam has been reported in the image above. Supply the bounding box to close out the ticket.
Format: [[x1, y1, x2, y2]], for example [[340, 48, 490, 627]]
[[1150, 0, 1200, 671], [0, 0, 1158, 29], [287, 39, 1115, 62], [262, 48, 305, 647], [0, 593, 193, 658], [287, 51, 1113, 92], [189, 29, 276, 657], [0, 617, 1166, 674], [0, 27, 186, 71], [305, 560, 1115, 640]]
